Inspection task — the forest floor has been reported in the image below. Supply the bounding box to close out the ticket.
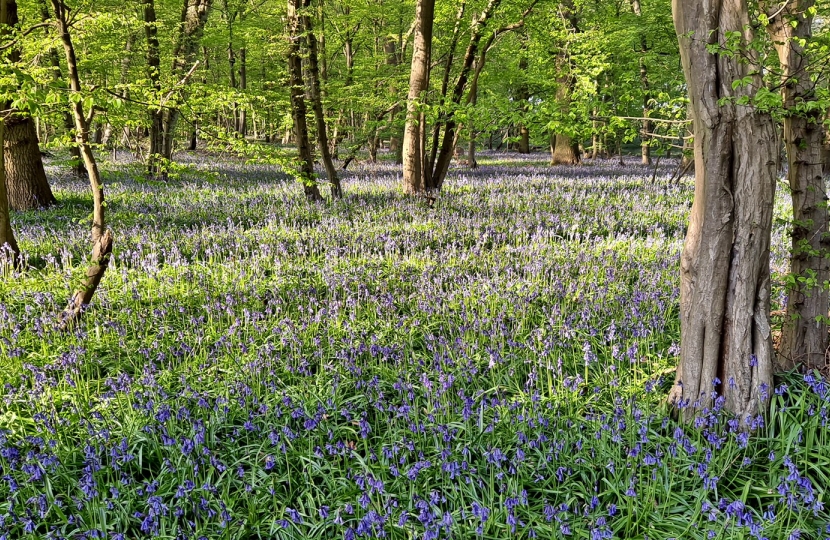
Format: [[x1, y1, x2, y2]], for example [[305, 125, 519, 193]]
[[0, 152, 827, 540]]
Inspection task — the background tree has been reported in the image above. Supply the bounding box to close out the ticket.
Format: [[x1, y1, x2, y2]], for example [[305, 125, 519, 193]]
[[764, 0, 830, 370], [1, 0, 56, 210]]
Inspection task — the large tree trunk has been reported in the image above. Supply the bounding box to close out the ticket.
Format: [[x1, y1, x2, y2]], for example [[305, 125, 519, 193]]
[[0, 122, 20, 263], [287, 0, 321, 201], [550, 133, 580, 165], [764, 0, 829, 370], [3, 118, 57, 210], [549, 0, 580, 167], [402, 0, 435, 194], [301, 2, 341, 198], [2, 0, 56, 210], [670, 0, 778, 423], [52, 0, 113, 329]]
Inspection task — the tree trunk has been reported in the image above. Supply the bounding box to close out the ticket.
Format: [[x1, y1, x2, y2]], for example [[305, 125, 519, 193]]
[[384, 37, 403, 165], [550, 133, 580, 165], [148, 0, 213, 176], [238, 46, 247, 135], [430, 0, 502, 191], [764, 0, 829, 370], [143, 0, 166, 177], [38, 0, 85, 177], [52, 0, 113, 329], [670, 0, 778, 423], [516, 48, 530, 154], [301, 2, 342, 198], [0, 122, 21, 264], [2, 0, 56, 210], [549, 1, 580, 167], [630, 0, 651, 165], [3, 117, 57, 210], [402, 0, 435, 194], [287, 0, 321, 201]]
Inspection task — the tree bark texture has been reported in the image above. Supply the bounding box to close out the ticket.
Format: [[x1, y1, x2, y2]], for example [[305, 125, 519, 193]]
[[549, 0, 580, 166], [3, 117, 57, 210], [550, 133, 580, 165], [301, 2, 342, 198], [402, 0, 435, 195], [52, 0, 113, 329], [143, 0, 166, 177], [764, 0, 829, 371], [670, 0, 778, 423], [430, 0, 502, 192], [287, 0, 322, 201], [0, 122, 21, 262], [2, 0, 56, 210]]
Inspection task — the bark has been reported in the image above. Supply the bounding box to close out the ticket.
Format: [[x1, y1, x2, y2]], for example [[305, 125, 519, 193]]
[[237, 46, 247, 135], [670, 0, 778, 423], [764, 0, 829, 370], [287, 0, 321, 201], [38, 0, 84, 176], [402, 0, 435, 194], [301, 2, 342, 198], [550, 133, 580, 165], [2, 0, 57, 209], [52, 0, 113, 328], [0, 122, 21, 263], [549, 0, 580, 166], [144, 0, 165, 176], [430, 0, 503, 191], [3, 117, 57, 210], [427, 0, 467, 182]]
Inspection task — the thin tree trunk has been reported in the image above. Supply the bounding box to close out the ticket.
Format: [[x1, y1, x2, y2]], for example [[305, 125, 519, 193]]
[[2, 0, 57, 209], [516, 41, 530, 154], [670, 0, 778, 423], [402, 0, 435, 194], [156, 0, 213, 172], [630, 0, 651, 165], [238, 46, 247, 135], [287, 0, 321, 201], [431, 0, 503, 191], [427, 0, 467, 182], [384, 36, 403, 164], [38, 0, 84, 177], [143, 0, 166, 177], [51, 0, 114, 329], [764, 0, 829, 370], [301, 2, 341, 198]]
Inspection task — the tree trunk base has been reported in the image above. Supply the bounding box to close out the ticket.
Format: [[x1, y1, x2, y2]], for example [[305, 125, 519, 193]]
[[59, 230, 113, 331]]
